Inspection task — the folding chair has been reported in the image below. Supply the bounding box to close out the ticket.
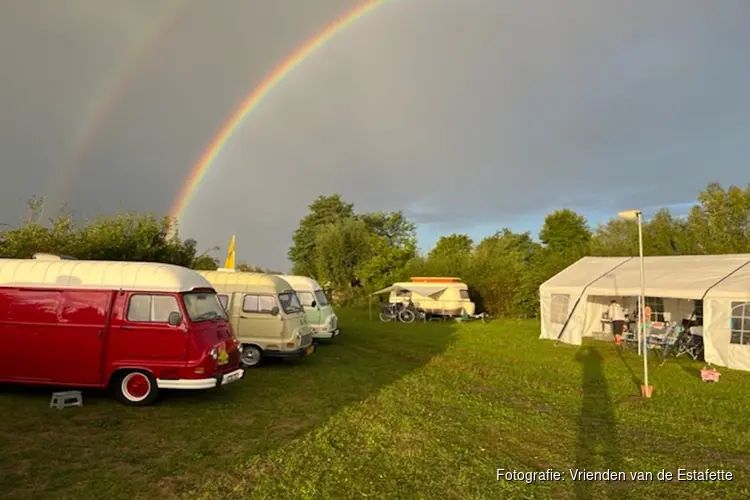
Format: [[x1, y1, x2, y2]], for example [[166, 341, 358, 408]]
[[650, 324, 681, 366], [675, 330, 704, 361], [620, 327, 639, 352]]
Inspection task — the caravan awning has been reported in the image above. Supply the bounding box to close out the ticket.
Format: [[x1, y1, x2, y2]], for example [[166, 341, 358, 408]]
[[371, 284, 447, 297]]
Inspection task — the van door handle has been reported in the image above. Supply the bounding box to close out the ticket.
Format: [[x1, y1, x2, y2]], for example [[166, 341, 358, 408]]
[[121, 325, 134, 330]]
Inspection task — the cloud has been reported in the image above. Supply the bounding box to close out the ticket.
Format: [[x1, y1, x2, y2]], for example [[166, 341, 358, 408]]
[[1, 0, 749, 269]]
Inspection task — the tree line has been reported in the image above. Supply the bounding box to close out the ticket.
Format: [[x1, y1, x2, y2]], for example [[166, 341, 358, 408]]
[[2, 183, 749, 317], [287, 183, 750, 316], [0, 197, 281, 273]]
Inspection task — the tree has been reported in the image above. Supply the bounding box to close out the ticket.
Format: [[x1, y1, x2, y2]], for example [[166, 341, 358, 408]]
[[428, 234, 473, 261], [357, 231, 417, 293], [359, 211, 417, 247], [236, 263, 284, 274], [288, 194, 355, 277], [468, 229, 540, 316], [684, 183, 750, 254], [539, 209, 592, 257], [313, 218, 373, 303], [191, 254, 219, 270], [589, 219, 638, 257], [642, 209, 688, 256]]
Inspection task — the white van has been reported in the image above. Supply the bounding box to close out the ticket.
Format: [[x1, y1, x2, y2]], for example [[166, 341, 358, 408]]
[[277, 275, 340, 340], [388, 277, 476, 316], [199, 270, 315, 367]]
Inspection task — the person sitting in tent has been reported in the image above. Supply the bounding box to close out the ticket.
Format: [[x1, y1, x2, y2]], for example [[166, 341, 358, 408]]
[[608, 299, 626, 345]]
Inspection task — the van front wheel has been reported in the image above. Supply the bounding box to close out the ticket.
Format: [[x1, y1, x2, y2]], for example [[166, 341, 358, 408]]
[[240, 345, 263, 368], [115, 370, 159, 406]]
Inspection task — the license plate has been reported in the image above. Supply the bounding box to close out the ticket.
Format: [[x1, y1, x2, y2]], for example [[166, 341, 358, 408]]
[[224, 372, 241, 383], [306, 345, 314, 356]]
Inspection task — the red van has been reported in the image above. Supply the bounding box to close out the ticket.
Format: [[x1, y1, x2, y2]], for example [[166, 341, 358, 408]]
[[0, 256, 244, 406]]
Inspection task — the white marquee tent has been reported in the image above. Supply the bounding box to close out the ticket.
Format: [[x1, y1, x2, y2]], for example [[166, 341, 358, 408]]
[[539, 254, 750, 372]]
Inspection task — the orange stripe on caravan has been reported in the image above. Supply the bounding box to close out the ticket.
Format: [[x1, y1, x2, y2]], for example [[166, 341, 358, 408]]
[[410, 277, 462, 283]]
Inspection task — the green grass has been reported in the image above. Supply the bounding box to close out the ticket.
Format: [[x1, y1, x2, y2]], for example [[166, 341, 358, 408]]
[[1, 309, 749, 499]]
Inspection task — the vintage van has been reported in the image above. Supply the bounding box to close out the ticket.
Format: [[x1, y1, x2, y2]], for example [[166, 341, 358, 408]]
[[0, 257, 244, 406], [388, 277, 476, 316], [276, 275, 339, 340], [198, 270, 315, 367]]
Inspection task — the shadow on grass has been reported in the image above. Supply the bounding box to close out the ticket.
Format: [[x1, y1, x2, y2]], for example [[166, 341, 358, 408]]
[[614, 346, 641, 393], [675, 357, 702, 379], [0, 308, 458, 499], [575, 347, 627, 500]]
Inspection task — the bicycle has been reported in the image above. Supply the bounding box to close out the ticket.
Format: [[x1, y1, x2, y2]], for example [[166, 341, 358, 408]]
[[379, 302, 416, 323]]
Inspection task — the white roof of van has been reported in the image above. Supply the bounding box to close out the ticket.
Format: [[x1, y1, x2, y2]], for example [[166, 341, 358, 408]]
[[199, 270, 294, 293], [275, 274, 321, 290], [0, 259, 212, 292]]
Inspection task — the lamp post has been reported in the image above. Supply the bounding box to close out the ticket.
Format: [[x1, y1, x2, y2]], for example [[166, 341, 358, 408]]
[[618, 209, 651, 398]]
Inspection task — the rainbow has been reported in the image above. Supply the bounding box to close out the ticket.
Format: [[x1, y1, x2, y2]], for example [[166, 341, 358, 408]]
[[169, 0, 389, 226], [52, 0, 193, 205]]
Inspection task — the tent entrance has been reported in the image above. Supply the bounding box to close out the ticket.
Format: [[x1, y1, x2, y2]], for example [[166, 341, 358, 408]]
[[582, 295, 700, 339]]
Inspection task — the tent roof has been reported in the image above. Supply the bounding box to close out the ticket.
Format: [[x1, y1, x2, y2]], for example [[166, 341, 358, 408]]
[[371, 284, 447, 297], [541, 254, 750, 300]]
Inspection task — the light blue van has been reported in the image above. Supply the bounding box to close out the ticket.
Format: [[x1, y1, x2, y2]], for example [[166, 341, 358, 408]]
[[277, 275, 340, 340]]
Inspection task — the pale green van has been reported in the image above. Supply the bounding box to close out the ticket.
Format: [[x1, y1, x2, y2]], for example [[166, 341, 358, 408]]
[[198, 270, 316, 367], [276, 275, 340, 340]]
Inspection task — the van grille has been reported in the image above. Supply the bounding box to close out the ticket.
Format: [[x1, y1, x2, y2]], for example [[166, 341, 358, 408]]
[[301, 333, 313, 347]]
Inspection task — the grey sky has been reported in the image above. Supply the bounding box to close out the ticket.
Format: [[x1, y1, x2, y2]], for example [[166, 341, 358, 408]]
[[1, 0, 748, 270]]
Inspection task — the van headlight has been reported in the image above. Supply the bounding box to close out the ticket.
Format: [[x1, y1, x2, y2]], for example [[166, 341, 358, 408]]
[[210, 347, 218, 360]]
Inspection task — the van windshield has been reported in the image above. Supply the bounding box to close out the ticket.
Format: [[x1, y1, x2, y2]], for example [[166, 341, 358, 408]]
[[278, 292, 303, 314], [183, 292, 228, 322], [314, 290, 330, 306], [459, 289, 470, 300]]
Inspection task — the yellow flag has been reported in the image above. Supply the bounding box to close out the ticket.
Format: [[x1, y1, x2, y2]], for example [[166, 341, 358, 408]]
[[224, 235, 236, 269]]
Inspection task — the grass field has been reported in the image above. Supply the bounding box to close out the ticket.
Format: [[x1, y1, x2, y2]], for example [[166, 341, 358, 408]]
[[1, 309, 749, 499]]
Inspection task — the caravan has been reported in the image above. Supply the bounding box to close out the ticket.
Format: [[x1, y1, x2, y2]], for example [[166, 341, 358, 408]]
[[387, 277, 475, 316], [198, 270, 315, 367], [277, 275, 340, 340]]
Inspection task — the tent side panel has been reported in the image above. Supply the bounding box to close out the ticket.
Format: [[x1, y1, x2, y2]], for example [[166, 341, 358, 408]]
[[539, 289, 583, 344], [704, 298, 750, 372]]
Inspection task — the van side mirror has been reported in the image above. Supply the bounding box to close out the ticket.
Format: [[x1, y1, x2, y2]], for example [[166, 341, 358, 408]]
[[168, 311, 182, 326], [270, 306, 279, 316], [310, 300, 317, 308]]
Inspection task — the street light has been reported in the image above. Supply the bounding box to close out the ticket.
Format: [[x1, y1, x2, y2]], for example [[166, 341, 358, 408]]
[[618, 209, 651, 398]]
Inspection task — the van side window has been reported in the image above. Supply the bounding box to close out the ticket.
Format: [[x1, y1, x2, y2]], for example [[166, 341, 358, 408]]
[[242, 294, 259, 313], [298, 292, 315, 307], [127, 294, 180, 323], [258, 296, 276, 314], [459, 289, 470, 300], [218, 294, 229, 310]]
